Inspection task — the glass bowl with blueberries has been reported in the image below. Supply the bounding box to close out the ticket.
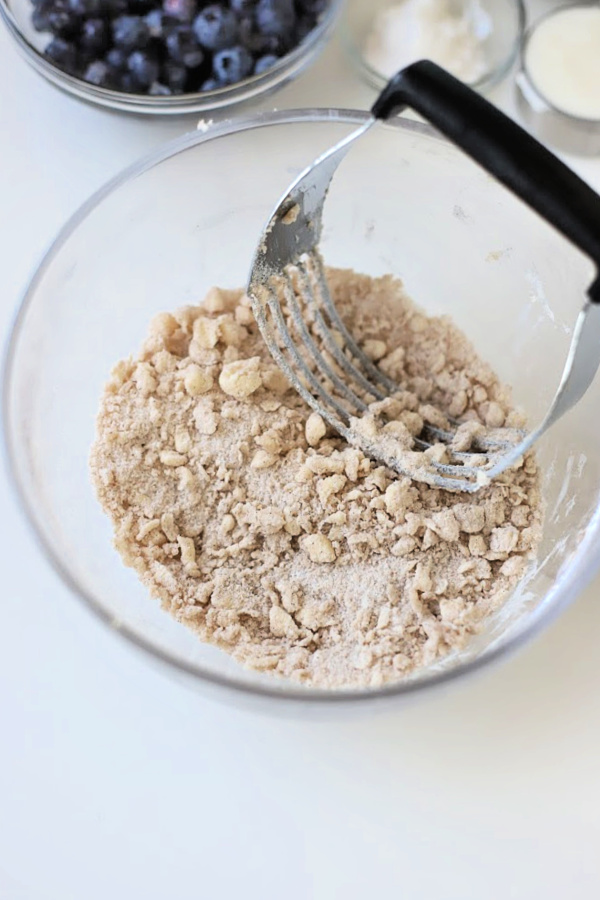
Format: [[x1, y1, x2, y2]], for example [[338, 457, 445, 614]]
[[0, 0, 342, 113]]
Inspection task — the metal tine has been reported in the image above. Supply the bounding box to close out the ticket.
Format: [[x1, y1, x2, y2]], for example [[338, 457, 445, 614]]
[[420, 452, 501, 480], [297, 260, 388, 403], [358, 440, 481, 493], [423, 423, 523, 451], [252, 288, 352, 440], [418, 460, 483, 489], [281, 272, 369, 415], [264, 285, 353, 425], [429, 460, 492, 478], [399, 466, 480, 493], [430, 469, 478, 486], [434, 449, 499, 468], [305, 253, 399, 393], [413, 435, 490, 461], [443, 412, 528, 437], [412, 438, 494, 477], [362, 424, 492, 489]]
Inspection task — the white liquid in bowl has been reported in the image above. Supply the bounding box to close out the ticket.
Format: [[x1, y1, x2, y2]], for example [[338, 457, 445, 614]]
[[525, 6, 600, 120]]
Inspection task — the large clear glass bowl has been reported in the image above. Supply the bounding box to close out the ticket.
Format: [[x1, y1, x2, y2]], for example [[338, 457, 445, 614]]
[[341, 0, 525, 95], [4, 110, 600, 709], [0, 0, 342, 115]]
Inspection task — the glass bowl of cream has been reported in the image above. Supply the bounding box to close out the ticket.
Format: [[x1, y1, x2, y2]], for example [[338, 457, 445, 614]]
[[516, 3, 600, 156], [341, 0, 525, 95]]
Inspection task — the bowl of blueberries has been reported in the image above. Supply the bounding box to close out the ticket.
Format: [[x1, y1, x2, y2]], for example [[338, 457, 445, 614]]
[[0, 0, 341, 113]]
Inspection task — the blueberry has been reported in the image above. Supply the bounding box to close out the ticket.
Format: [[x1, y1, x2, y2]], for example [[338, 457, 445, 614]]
[[32, 2, 53, 32], [238, 13, 283, 52], [162, 61, 187, 91], [294, 0, 326, 13], [117, 71, 140, 91], [145, 8, 174, 36], [81, 18, 109, 53], [201, 76, 220, 90], [162, 0, 196, 22], [147, 8, 179, 36], [105, 0, 128, 14], [112, 15, 150, 49], [44, 36, 77, 71], [67, 0, 103, 16], [84, 59, 113, 86], [144, 8, 162, 35], [293, 12, 315, 42], [230, 0, 254, 11], [126, 0, 153, 14], [253, 52, 278, 74], [127, 49, 160, 86], [256, 0, 295, 37], [32, 0, 70, 32], [212, 44, 252, 83], [46, 4, 80, 38], [165, 26, 203, 66], [193, 4, 238, 50], [149, 81, 172, 94], [105, 47, 125, 69]]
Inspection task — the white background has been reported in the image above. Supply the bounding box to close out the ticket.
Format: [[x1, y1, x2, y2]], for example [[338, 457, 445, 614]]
[[1, 5, 600, 898]]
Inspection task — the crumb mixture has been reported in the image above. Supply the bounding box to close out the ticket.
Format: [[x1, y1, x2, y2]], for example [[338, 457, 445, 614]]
[[90, 269, 542, 689]]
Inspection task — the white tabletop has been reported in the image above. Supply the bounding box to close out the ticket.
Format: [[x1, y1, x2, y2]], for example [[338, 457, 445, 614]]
[[1, 11, 600, 900]]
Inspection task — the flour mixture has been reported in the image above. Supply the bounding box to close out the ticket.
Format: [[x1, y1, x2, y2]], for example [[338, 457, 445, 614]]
[[90, 269, 542, 688]]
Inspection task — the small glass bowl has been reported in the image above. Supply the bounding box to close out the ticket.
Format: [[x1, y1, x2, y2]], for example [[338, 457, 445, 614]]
[[341, 0, 525, 95], [516, 3, 600, 156], [0, 0, 343, 115], [3, 109, 600, 711]]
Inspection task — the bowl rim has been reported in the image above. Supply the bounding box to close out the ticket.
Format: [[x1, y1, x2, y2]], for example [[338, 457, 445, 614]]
[[3, 107, 600, 705], [0, 0, 343, 115], [339, 0, 527, 96]]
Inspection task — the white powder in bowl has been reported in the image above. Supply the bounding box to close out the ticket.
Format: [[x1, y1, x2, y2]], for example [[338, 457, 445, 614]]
[[364, 0, 492, 84]]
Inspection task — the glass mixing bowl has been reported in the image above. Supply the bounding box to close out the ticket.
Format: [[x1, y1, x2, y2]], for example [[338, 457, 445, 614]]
[[0, 0, 343, 115], [341, 0, 525, 95], [4, 110, 600, 709]]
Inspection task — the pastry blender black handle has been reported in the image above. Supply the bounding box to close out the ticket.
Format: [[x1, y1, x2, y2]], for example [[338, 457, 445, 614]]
[[372, 61, 600, 303]]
